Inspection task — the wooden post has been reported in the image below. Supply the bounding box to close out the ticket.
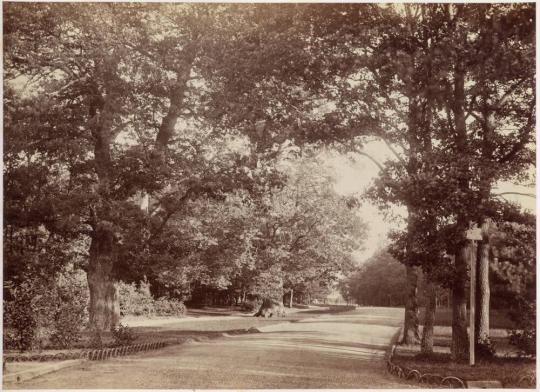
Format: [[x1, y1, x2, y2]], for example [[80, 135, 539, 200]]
[[466, 223, 482, 367], [469, 241, 476, 366]]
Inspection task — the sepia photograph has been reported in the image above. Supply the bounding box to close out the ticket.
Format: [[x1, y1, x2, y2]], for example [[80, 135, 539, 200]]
[[2, 2, 536, 389]]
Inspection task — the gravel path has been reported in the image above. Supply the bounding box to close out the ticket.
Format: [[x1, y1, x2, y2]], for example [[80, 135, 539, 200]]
[[5, 307, 414, 389]]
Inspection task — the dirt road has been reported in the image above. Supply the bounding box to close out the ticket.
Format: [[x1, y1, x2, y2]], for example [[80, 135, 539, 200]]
[[6, 307, 414, 389]]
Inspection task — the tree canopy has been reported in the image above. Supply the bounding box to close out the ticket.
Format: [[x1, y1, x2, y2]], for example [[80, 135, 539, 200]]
[[3, 2, 535, 359]]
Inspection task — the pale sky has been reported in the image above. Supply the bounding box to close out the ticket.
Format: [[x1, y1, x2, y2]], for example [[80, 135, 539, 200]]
[[327, 140, 398, 264]]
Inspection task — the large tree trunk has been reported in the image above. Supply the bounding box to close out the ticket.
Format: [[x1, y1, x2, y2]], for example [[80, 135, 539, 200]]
[[88, 91, 120, 334], [85, 44, 196, 333], [88, 222, 120, 332], [401, 265, 420, 344], [475, 229, 490, 345], [451, 244, 470, 361], [421, 277, 437, 354]]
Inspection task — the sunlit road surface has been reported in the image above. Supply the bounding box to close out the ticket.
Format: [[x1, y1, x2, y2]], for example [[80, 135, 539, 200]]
[[6, 307, 415, 389]]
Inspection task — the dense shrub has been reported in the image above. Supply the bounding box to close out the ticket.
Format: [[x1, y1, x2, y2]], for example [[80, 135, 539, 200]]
[[476, 337, 496, 359], [89, 329, 104, 349], [118, 280, 155, 317], [3, 281, 42, 351], [3, 268, 88, 351], [118, 280, 187, 317], [508, 298, 535, 357], [112, 323, 138, 346], [491, 219, 535, 358], [48, 269, 89, 348], [154, 297, 187, 316]]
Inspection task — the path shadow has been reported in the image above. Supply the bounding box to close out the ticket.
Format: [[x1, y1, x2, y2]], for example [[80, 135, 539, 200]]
[[295, 319, 402, 327], [217, 330, 393, 363]]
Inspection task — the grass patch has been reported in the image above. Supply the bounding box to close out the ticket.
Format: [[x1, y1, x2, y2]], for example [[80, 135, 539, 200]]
[[393, 351, 535, 388], [422, 307, 514, 329], [396, 307, 533, 389]]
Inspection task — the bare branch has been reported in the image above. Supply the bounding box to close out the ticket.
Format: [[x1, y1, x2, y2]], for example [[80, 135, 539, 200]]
[[495, 78, 528, 109], [380, 137, 408, 167], [493, 192, 535, 198], [355, 150, 385, 172]]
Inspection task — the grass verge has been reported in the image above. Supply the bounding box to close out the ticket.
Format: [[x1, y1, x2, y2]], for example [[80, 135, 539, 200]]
[[393, 351, 535, 388]]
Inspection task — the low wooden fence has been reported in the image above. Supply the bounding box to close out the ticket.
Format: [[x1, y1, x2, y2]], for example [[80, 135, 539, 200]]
[[4, 341, 169, 363], [385, 344, 536, 388]]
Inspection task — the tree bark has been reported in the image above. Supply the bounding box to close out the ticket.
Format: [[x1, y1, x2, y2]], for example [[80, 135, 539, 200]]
[[401, 90, 422, 346], [449, 44, 471, 362], [88, 91, 121, 333], [475, 225, 490, 344], [88, 222, 120, 332], [421, 277, 437, 354], [401, 265, 421, 344], [451, 244, 470, 361]]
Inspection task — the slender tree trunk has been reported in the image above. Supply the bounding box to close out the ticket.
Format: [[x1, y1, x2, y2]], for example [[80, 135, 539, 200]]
[[421, 278, 437, 354], [475, 227, 490, 344], [451, 244, 470, 361], [402, 94, 421, 346], [401, 265, 420, 344], [289, 288, 293, 308], [449, 44, 471, 362]]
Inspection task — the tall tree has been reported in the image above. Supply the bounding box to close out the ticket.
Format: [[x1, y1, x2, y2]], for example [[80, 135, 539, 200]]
[[289, 3, 534, 358], [4, 3, 307, 332]]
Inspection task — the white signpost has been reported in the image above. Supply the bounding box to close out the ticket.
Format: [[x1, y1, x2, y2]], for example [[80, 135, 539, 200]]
[[465, 225, 482, 367]]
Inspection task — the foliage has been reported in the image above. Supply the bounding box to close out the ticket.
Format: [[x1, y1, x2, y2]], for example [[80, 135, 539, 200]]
[[140, 156, 367, 304], [3, 2, 310, 331], [3, 268, 88, 351], [308, 3, 534, 359], [112, 323, 138, 347], [490, 217, 535, 358], [507, 298, 536, 358], [3, 3, 534, 350], [251, 265, 285, 302], [118, 280, 187, 317], [291, 280, 333, 304], [341, 250, 407, 306], [3, 281, 40, 351], [154, 297, 187, 317], [118, 280, 156, 317], [476, 337, 496, 359], [89, 329, 104, 349], [49, 269, 90, 348]]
